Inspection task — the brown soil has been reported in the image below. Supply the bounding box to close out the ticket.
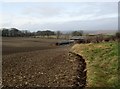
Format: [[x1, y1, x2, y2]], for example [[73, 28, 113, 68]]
[[2, 37, 86, 88]]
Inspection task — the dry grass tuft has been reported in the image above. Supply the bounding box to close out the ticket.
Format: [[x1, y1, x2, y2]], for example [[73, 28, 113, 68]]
[[71, 42, 118, 87]]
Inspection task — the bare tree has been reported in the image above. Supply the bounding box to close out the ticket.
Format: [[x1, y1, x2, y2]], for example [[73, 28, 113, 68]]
[[56, 31, 62, 39]]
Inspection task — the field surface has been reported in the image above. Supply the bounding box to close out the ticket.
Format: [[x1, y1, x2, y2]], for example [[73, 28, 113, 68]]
[[2, 37, 81, 87], [3, 37, 118, 88], [2, 37, 63, 55]]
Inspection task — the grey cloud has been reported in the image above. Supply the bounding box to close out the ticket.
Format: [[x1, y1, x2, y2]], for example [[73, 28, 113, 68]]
[[20, 16, 117, 32], [64, 2, 118, 17], [22, 6, 63, 17], [2, 2, 118, 32]]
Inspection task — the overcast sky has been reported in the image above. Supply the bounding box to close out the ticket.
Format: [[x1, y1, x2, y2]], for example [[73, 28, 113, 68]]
[[0, 2, 118, 32]]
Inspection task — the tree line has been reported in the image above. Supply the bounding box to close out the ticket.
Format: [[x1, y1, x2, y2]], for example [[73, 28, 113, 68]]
[[1, 28, 56, 37], [1, 28, 119, 42], [1, 28, 84, 38]]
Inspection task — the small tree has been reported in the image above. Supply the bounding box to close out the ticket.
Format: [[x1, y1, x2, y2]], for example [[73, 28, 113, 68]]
[[72, 30, 83, 36], [116, 32, 120, 39], [56, 31, 62, 39], [10, 28, 20, 37], [2, 28, 9, 37]]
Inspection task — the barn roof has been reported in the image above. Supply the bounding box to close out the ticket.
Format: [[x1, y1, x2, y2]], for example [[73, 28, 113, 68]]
[[70, 36, 86, 40]]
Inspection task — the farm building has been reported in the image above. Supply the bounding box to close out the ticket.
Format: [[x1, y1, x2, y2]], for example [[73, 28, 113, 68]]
[[70, 36, 86, 43], [55, 36, 86, 46], [55, 40, 74, 45]]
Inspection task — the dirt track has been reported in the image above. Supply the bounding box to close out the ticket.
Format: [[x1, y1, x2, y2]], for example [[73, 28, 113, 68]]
[[2, 37, 86, 88]]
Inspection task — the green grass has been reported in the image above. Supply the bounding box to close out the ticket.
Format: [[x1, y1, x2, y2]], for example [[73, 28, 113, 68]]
[[71, 42, 118, 87]]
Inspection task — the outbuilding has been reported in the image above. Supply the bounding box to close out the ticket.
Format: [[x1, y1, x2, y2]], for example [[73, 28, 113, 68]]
[[70, 36, 86, 43]]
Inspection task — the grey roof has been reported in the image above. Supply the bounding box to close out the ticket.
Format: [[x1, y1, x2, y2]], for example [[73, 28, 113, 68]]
[[70, 36, 86, 40]]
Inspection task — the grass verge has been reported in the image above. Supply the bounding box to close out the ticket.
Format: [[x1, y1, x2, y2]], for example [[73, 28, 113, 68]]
[[71, 42, 118, 87]]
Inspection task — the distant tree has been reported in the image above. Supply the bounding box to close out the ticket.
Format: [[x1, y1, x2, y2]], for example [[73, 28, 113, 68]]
[[36, 31, 42, 36], [25, 30, 31, 36], [44, 30, 55, 37], [36, 30, 55, 37], [72, 30, 83, 36], [116, 32, 120, 39], [10, 28, 20, 37], [21, 30, 31, 37], [1, 28, 56, 37], [0, 29, 1, 36], [56, 31, 62, 39], [2, 28, 9, 37]]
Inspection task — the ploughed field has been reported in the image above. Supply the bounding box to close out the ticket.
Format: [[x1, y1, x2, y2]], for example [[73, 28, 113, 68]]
[[2, 37, 63, 55], [2, 37, 86, 88]]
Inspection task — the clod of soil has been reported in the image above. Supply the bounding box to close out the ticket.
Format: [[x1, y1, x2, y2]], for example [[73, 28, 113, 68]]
[[3, 51, 86, 88]]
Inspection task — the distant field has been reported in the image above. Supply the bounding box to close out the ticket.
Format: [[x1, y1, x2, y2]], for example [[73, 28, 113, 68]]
[[2, 37, 63, 55], [71, 42, 118, 87]]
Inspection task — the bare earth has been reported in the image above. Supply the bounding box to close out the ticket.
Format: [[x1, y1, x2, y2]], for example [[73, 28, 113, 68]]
[[2, 37, 85, 88]]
